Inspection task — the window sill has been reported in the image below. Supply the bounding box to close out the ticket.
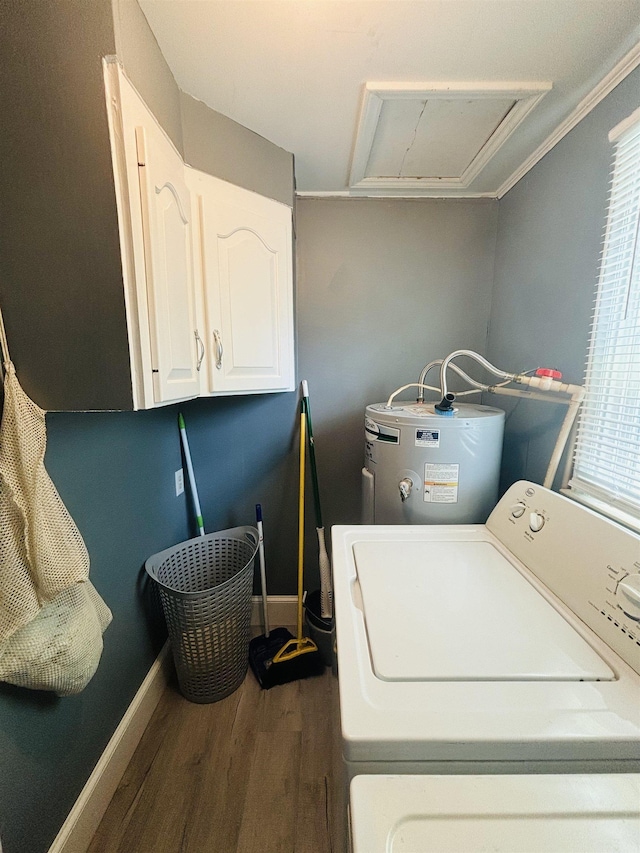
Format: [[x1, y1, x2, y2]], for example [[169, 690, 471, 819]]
[[561, 488, 640, 536]]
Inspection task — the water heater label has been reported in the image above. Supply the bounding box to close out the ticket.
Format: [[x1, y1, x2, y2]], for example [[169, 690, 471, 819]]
[[424, 463, 459, 503], [416, 429, 440, 447]]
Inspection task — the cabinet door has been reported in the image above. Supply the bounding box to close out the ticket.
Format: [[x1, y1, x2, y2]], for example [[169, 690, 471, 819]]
[[136, 121, 200, 404], [191, 171, 294, 394]]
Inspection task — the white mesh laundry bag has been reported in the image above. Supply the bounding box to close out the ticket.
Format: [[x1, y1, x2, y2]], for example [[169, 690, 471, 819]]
[[0, 309, 111, 693], [0, 580, 112, 696]]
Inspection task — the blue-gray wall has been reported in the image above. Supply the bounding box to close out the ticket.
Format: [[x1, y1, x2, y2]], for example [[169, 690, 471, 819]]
[[487, 66, 640, 490]]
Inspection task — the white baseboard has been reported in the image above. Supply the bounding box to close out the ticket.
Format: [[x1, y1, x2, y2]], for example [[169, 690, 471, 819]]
[[48, 642, 172, 853], [251, 594, 297, 628]]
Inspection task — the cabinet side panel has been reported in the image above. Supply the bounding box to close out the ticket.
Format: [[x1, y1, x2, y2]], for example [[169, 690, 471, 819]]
[[0, 0, 133, 411]]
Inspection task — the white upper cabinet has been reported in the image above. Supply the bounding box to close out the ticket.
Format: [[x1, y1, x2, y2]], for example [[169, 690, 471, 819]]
[[105, 62, 294, 408], [188, 169, 295, 395]]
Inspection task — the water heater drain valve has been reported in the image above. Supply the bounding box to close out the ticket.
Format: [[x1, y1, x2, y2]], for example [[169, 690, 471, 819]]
[[399, 477, 414, 502]]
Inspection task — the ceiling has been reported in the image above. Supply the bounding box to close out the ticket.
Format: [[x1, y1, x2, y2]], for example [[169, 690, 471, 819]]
[[139, 0, 640, 198]]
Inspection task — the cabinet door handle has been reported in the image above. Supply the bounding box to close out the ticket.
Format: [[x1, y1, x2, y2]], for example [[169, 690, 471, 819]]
[[194, 330, 205, 372], [213, 329, 223, 369]]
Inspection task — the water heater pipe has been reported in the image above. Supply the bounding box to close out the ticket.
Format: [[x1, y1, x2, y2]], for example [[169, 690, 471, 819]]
[[485, 386, 572, 405], [542, 389, 585, 488], [412, 349, 586, 492], [484, 384, 584, 488]]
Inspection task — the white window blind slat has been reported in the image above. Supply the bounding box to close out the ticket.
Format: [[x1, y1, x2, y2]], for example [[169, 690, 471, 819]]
[[568, 114, 640, 524]]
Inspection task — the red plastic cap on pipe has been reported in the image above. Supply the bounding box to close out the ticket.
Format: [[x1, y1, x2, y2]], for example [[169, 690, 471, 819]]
[[536, 368, 563, 379]]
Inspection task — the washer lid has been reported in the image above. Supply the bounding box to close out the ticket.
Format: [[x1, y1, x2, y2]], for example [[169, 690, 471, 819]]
[[350, 774, 640, 853], [352, 540, 615, 681]]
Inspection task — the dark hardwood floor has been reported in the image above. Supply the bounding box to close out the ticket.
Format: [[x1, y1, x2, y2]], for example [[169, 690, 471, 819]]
[[88, 658, 345, 853]]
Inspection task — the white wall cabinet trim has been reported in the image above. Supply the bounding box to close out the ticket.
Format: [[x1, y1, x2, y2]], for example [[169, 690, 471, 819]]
[[104, 59, 152, 409], [105, 61, 201, 409]]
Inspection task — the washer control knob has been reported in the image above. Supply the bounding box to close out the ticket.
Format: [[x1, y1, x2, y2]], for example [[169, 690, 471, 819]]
[[529, 512, 545, 533], [511, 503, 526, 518], [615, 574, 640, 621]]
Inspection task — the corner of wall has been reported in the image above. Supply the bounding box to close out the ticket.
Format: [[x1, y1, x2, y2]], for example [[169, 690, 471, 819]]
[[111, 0, 184, 153], [484, 197, 502, 360]]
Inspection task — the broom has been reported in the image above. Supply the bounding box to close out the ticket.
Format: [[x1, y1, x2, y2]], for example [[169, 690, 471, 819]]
[[248, 400, 324, 689], [301, 380, 333, 620]]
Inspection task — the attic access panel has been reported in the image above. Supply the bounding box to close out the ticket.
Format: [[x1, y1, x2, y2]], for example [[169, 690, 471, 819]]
[[350, 83, 551, 193]]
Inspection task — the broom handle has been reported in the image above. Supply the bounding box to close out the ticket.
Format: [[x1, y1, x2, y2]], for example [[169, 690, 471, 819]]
[[301, 380, 333, 619], [255, 504, 269, 637], [297, 407, 306, 642], [178, 412, 205, 536], [302, 380, 322, 529]]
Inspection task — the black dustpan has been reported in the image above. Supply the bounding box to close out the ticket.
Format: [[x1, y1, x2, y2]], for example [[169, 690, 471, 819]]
[[248, 505, 295, 688], [248, 627, 294, 688]]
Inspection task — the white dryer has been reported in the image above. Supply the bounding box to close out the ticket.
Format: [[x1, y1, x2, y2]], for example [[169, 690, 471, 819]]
[[332, 481, 640, 779], [349, 774, 640, 852]]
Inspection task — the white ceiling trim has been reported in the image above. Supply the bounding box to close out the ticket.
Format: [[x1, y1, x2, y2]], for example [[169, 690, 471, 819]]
[[349, 82, 551, 192], [497, 40, 640, 198], [295, 190, 495, 199]]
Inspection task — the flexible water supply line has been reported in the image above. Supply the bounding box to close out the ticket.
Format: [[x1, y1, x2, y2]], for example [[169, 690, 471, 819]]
[[417, 360, 489, 402], [439, 350, 517, 399], [386, 383, 439, 408], [417, 360, 443, 402]]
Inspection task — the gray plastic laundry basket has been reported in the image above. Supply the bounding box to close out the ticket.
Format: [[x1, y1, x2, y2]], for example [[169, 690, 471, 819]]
[[145, 526, 258, 703]]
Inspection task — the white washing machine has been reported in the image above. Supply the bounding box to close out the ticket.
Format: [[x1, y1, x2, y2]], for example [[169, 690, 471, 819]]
[[349, 773, 640, 851], [332, 481, 640, 780]]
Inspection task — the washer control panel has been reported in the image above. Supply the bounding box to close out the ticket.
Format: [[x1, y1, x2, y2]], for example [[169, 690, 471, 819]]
[[511, 501, 547, 532], [510, 502, 526, 519], [616, 574, 640, 620], [528, 511, 545, 533], [488, 481, 640, 675]]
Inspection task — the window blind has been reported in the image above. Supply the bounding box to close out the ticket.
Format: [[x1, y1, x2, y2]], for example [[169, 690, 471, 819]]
[[568, 109, 640, 525]]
